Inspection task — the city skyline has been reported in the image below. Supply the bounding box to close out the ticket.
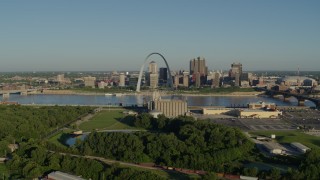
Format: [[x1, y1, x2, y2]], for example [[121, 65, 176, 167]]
[[1, 0, 320, 72]]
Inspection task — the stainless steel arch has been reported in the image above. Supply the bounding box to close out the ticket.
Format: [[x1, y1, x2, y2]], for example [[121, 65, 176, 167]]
[[136, 52, 173, 92]]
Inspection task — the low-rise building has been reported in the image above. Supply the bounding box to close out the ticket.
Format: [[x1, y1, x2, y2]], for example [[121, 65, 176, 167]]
[[291, 142, 310, 153], [248, 102, 276, 110], [46, 171, 85, 180], [262, 142, 285, 154], [236, 109, 282, 118], [202, 107, 234, 115]]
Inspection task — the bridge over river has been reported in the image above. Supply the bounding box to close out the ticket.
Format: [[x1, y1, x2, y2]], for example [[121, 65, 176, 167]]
[[259, 88, 320, 107], [0, 89, 38, 98]]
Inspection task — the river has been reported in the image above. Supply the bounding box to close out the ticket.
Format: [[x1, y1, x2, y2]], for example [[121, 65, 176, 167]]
[[0, 94, 316, 107]]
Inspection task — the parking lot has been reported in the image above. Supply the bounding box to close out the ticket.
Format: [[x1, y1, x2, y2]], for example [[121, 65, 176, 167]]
[[239, 118, 296, 131], [282, 109, 320, 129], [194, 108, 320, 131]]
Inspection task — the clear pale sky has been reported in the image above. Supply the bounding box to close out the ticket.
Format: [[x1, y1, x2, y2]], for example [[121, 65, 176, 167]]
[[0, 0, 319, 72]]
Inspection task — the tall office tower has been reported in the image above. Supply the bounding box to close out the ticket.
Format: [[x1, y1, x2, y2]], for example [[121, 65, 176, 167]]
[[195, 72, 201, 88], [56, 74, 64, 83], [190, 57, 208, 76], [174, 74, 180, 88], [235, 73, 240, 86], [119, 73, 126, 87], [83, 76, 96, 88], [212, 72, 221, 88], [159, 67, 168, 83], [149, 61, 158, 74], [148, 61, 158, 88], [149, 73, 158, 89], [229, 63, 242, 78], [183, 71, 189, 87]]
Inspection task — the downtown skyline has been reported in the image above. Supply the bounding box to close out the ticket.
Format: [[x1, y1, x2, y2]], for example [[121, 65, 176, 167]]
[[0, 0, 320, 72]]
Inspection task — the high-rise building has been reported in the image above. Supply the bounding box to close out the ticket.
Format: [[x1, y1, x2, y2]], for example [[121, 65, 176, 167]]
[[57, 74, 64, 83], [149, 73, 158, 89], [159, 67, 168, 84], [235, 73, 240, 86], [212, 72, 221, 88], [190, 57, 208, 76], [149, 61, 158, 74], [83, 76, 96, 88], [148, 61, 159, 88], [195, 72, 201, 88], [229, 63, 242, 78], [183, 71, 189, 87], [119, 73, 126, 87]]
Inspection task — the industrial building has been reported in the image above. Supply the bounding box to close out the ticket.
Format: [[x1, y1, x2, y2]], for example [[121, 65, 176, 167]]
[[290, 142, 310, 153], [150, 99, 187, 117]]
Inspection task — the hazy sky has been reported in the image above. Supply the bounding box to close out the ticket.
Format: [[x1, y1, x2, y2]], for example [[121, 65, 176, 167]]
[[0, 0, 319, 72]]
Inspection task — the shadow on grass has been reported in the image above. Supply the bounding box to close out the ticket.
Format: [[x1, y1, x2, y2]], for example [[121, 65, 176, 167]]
[[310, 139, 320, 147], [58, 133, 72, 146], [115, 115, 136, 127], [122, 106, 148, 113]]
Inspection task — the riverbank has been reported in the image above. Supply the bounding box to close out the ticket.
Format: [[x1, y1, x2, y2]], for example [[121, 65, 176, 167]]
[[40, 89, 263, 97]]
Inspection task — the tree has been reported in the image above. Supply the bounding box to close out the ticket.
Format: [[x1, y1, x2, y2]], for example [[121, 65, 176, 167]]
[[269, 168, 281, 180]]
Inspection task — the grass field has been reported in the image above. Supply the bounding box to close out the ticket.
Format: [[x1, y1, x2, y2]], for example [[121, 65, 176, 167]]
[[250, 130, 320, 149], [79, 110, 138, 131], [47, 129, 74, 148]]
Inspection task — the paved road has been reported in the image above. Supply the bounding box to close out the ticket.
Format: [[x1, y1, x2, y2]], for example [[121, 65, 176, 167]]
[[49, 151, 175, 172]]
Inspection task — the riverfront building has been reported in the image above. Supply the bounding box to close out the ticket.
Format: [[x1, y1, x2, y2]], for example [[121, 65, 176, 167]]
[[150, 99, 187, 117], [83, 76, 96, 88], [119, 73, 126, 87], [202, 101, 282, 118]]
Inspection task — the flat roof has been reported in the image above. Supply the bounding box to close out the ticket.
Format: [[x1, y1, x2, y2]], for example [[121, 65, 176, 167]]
[[239, 109, 280, 112], [48, 171, 85, 180], [263, 142, 283, 150], [291, 142, 310, 150]]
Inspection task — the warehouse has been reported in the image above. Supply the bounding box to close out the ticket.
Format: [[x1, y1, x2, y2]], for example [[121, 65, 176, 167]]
[[236, 109, 282, 119], [202, 107, 234, 115]]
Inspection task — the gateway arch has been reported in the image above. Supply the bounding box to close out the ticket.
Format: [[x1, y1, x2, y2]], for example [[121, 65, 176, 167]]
[[136, 52, 173, 92]]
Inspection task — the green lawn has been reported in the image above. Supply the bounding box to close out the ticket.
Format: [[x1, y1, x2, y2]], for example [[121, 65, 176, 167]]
[[250, 130, 320, 150], [0, 163, 9, 179], [48, 129, 73, 148], [79, 110, 138, 131]]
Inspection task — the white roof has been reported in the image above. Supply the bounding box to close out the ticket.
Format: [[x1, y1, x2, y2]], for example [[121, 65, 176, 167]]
[[291, 142, 310, 150]]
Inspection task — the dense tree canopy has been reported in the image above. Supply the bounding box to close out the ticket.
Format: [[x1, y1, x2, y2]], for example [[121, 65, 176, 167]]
[[0, 105, 93, 155], [78, 114, 254, 172], [6, 143, 164, 179]]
